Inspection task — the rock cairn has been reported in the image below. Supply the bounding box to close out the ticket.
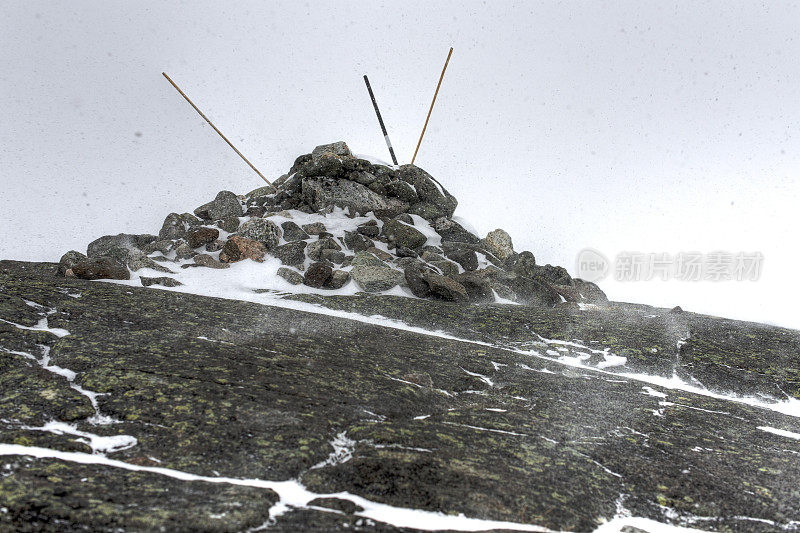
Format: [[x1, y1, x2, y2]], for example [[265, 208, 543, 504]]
[[59, 142, 607, 308]]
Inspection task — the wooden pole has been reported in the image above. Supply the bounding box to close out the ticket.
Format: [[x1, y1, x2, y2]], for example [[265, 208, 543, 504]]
[[411, 47, 453, 165], [162, 72, 270, 185]]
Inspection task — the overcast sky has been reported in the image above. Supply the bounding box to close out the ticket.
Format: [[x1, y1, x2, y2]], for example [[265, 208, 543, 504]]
[[2, 1, 798, 328]]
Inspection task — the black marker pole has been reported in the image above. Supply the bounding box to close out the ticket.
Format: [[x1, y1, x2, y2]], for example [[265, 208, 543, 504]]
[[363, 75, 399, 165]]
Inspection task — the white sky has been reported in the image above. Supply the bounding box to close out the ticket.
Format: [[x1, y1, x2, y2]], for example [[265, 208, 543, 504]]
[[1, 1, 798, 329]]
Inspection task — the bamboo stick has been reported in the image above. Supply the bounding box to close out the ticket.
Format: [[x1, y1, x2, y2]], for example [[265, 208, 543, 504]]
[[162, 72, 270, 185], [411, 47, 453, 165]]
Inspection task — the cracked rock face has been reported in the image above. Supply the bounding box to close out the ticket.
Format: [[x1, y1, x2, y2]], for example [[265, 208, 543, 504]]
[[1, 260, 799, 532]]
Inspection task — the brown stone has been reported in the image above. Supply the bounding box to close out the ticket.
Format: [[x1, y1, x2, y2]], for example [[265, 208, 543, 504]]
[[187, 227, 220, 249], [218, 236, 266, 263]]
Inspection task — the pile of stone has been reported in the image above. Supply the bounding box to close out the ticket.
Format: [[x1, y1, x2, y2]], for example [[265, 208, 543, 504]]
[[58, 142, 607, 308]]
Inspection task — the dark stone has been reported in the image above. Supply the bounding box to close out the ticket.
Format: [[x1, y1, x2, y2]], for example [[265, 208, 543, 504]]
[[343, 231, 373, 253], [140, 276, 183, 288], [398, 164, 458, 219], [671, 305, 684, 314], [68, 257, 129, 280], [396, 246, 418, 258], [271, 241, 307, 268], [186, 227, 220, 249], [453, 272, 494, 303], [404, 267, 430, 298], [303, 262, 332, 288], [307, 498, 363, 515], [422, 271, 468, 302], [281, 221, 310, 242], [394, 213, 415, 225], [381, 220, 427, 250], [356, 224, 379, 238], [433, 217, 481, 244], [385, 180, 419, 203], [443, 247, 478, 272], [301, 222, 327, 235]]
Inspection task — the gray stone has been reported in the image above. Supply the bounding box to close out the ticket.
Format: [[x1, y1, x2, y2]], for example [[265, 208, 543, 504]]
[[159, 213, 186, 241], [307, 237, 341, 261], [301, 222, 327, 235], [381, 220, 427, 250], [302, 177, 408, 217], [140, 276, 183, 288], [193, 254, 230, 269], [271, 241, 307, 267], [350, 251, 385, 267], [483, 229, 514, 260], [394, 213, 415, 225], [238, 218, 281, 249], [321, 249, 346, 264], [430, 259, 460, 277], [174, 243, 197, 260], [216, 216, 240, 233], [311, 141, 352, 161], [127, 251, 174, 273], [180, 213, 204, 227], [281, 221, 310, 242], [350, 265, 404, 292], [324, 270, 351, 290], [58, 250, 86, 276], [195, 191, 243, 220], [205, 239, 225, 252], [277, 267, 304, 285], [87, 234, 153, 259]]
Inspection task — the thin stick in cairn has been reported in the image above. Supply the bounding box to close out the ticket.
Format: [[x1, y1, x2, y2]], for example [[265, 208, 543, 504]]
[[162, 72, 270, 185], [411, 47, 453, 165]]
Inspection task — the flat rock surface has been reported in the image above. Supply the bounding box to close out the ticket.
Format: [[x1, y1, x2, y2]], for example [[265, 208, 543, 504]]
[[1, 260, 799, 532]]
